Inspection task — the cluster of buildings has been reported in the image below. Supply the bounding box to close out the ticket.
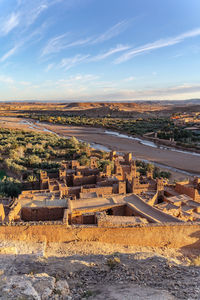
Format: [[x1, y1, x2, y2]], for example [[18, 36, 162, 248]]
[[157, 177, 200, 221], [171, 112, 200, 126], [0, 151, 200, 227]]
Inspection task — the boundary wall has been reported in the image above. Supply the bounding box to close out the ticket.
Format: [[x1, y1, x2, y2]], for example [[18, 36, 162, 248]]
[[0, 222, 199, 249]]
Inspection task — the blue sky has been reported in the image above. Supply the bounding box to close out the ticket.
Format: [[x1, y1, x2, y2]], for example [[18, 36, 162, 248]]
[[0, 0, 200, 101]]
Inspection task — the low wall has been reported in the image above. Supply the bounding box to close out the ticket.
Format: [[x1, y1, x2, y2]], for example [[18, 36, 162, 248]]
[[0, 222, 199, 249]]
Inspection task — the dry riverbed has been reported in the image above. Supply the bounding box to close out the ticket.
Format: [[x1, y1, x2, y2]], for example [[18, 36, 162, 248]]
[[0, 116, 199, 179]]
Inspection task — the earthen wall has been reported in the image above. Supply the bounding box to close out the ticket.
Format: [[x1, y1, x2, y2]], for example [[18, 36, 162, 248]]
[[0, 223, 199, 249], [175, 183, 196, 200], [73, 175, 96, 186], [21, 207, 64, 221], [81, 186, 113, 195]]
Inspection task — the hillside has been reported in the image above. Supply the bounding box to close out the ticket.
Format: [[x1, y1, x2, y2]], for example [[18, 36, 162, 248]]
[[0, 240, 199, 299], [0, 101, 199, 118]]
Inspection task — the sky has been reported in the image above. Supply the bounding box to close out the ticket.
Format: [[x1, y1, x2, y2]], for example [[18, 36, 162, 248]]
[[0, 0, 200, 101]]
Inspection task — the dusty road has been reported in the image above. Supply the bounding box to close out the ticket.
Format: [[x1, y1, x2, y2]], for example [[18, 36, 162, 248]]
[[0, 116, 199, 176]]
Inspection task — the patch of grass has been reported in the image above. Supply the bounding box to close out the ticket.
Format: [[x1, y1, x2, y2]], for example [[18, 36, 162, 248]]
[[82, 290, 93, 298], [28, 269, 37, 275], [106, 256, 121, 270], [112, 252, 120, 257], [53, 288, 62, 295]]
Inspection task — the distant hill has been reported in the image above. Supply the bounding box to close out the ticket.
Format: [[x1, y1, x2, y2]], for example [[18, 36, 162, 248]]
[[0, 100, 199, 118]]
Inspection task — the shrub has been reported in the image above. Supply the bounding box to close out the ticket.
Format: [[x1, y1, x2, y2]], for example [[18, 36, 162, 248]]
[[106, 257, 121, 270]]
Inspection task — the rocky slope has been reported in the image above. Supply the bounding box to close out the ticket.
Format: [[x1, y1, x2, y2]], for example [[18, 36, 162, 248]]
[[0, 241, 199, 299]]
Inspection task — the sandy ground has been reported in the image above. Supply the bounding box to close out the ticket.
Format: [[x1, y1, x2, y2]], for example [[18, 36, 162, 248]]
[[0, 116, 199, 180]]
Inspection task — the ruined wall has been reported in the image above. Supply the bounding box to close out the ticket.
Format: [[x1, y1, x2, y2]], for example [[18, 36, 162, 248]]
[[82, 214, 96, 225], [71, 214, 96, 225], [132, 185, 154, 194], [147, 192, 159, 206], [97, 215, 148, 227], [194, 190, 200, 202], [175, 183, 197, 200], [73, 175, 96, 186], [8, 202, 21, 222], [68, 187, 81, 198], [118, 182, 126, 194], [21, 207, 64, 222], [0, 223, 199, 249], [22, 182, 40, 190], [79, 168, 99, 176], [125, 205, 135, 216], [81, 186, 113, 196], [70, 215, 82, 224], [40, 179, 49, 190], [106, 205, 126, 216], [96, 179, 118, 187]]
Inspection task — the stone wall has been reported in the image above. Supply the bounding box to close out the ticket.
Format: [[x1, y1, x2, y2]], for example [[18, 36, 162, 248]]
[[0, 223, 199, 249]]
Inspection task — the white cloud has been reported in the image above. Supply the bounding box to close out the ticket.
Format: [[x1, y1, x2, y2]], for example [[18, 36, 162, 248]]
[[0, 13, 20, 36], [115, 27, 200, 63], [2, 79, 200, 101], [41, 20, 130, 56], [0, 0, 64, 39], [90, 44, 130, 61], [60, 54, 90, 70], [91, 20, 129, 44], [0, 22, 48, 63], [0, 45, 20, 62], [94, 83, 200, 101], [124, 76, 135, 82], [19, 81, 31, 86], [0, 75, 14, 84], [16, 0, 55, 27], [41, 34, 91, 56], [24, 4, 48, 27], [45, 63, 55, 72], [57, 74, 99, 86], [68, 74, 99, 82], [48, 45, 129, 71]]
